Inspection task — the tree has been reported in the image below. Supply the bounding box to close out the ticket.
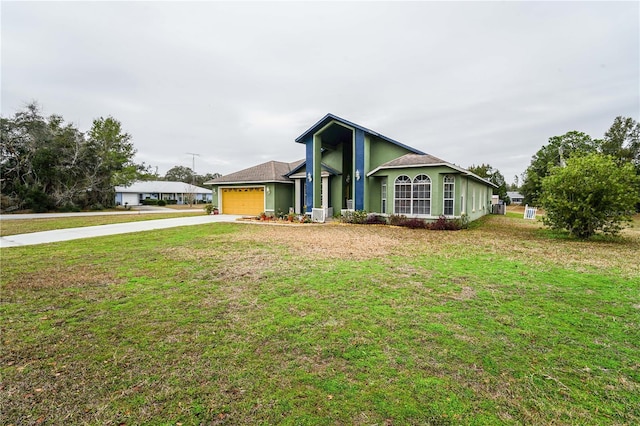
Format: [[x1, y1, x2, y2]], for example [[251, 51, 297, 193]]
[[136, 163, 160, 181], [86, 117, 137, 207], [196, 172, 222, 186], [467, 163, 508, 201], [521, 131, 599, 205], [164, 165, 195, 183], [602, 116, 640, 169], [540, 153, 639, 238]]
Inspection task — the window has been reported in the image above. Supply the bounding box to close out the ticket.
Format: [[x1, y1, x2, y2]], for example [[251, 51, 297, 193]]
[[394, 174, 431, 215], [443, 175, 454, 216], [472, 188, 476, 212], [394, 175, 412, 214], [412, 174, 431, 215], [381, 181, 387, 214]]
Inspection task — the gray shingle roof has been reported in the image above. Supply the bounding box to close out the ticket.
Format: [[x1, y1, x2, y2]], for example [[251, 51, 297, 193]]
[[368, 153, 498, 188], [114, 181, 211, 194], [206, 160, 304, 184], [376, 153, 449, 168]]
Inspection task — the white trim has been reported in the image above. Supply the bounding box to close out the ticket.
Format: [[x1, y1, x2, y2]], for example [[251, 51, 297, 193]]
[[443, 175, 455, 217], [294, 179, 301, 214]]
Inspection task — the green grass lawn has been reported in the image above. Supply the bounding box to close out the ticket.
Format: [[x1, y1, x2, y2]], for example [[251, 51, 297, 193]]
[[1, 215, 638, 425], [0, 212, 202, 237]]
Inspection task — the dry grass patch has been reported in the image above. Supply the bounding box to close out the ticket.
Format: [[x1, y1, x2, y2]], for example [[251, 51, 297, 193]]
[[3, 264, 119, 290], [227, 223, 406, 260]]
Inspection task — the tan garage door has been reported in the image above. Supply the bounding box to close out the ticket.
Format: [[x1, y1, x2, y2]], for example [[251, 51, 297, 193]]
[[221, 187, 264, 215]]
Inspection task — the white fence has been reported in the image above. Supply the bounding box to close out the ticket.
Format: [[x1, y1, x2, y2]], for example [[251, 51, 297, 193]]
[[523, 204, 537, 220]]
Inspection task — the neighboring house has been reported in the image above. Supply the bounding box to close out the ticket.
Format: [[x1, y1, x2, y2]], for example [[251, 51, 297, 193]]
[[206, 114, 496, 222], [507, 191, 524, 205], [114, 181, 212, 206]]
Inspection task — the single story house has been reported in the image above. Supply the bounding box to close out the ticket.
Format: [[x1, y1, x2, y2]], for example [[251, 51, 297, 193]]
[[507, 191, 524, 204], [114, 180, 212, 206], [206, 114, 496, 222]]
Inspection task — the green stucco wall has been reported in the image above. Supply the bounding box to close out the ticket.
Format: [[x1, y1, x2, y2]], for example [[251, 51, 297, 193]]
[[273, 183, 294, 215], [368, 137, 415, 169], [369, 166, 493, 221]]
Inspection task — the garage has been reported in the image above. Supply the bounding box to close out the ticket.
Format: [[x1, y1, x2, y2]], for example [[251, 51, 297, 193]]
[[122, 193, 140, 206], [221, 187, 264, 215]]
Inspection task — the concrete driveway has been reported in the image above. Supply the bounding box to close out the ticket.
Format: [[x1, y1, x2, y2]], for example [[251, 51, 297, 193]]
[[0, 214, 242, 248]]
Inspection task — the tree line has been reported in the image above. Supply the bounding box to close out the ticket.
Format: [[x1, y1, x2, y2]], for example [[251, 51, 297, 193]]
[[1, 103, 222, 212], [139, 165, 221, 187]]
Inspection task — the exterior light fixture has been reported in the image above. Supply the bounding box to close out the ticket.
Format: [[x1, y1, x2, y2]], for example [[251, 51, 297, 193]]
[[307, 172, 312, 182], [266, 187, 271, 195], [346, 174, 351, 184], [355, 169, 361, 181]]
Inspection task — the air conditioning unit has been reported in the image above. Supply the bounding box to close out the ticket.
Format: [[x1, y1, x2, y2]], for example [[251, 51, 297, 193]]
[[311, 208, 325, 223]]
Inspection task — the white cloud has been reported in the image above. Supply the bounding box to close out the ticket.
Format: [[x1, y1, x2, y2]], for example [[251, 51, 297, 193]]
[[2, 1, 638, 181]]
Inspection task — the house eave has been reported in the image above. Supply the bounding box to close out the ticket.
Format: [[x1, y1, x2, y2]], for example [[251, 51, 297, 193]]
[[208, 180, 294, 186]]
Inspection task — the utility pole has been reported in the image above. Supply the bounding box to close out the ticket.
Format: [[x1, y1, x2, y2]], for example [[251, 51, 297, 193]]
[[185, 152, 200, 184]]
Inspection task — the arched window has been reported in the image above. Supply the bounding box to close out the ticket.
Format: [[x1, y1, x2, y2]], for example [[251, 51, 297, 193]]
[[394, 175, 412, 214], [443, 175, 455, 216], [412, 174, 431, 215], [394, 175, 431, 215]]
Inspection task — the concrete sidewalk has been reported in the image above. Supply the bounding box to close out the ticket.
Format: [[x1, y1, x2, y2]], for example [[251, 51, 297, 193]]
[[0, 215, 242, 248], [0, 206, 202, 220]]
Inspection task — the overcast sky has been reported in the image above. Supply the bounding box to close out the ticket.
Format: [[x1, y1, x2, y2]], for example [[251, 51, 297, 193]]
[[2, 1, 638, 184]]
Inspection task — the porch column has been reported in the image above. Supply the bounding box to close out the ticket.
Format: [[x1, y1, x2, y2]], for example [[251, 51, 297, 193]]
[[354, 128, 365, 211], [304, 134, 314, 213], [313, 134, 322, 209], [294, 179, 301, 214], [322, 176, 329, 208]]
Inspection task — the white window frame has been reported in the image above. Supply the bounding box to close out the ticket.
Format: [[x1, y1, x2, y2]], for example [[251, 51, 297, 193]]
[[472, 188, 476, 212], [394, 175, 412, 215], [381, 181, 387, 214], [443, 175, 455, 216], [393, 174, 431, 216], [412, 174, 431, 215]]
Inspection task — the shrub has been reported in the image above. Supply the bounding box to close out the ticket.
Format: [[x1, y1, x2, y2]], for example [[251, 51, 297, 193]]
[[388, 214, 407, 226], [24, 188, 55, 213], [425, 215, 466, 231], [540, 153, 640, 238], [401, 217, 428, 229], [341, 210, 368, 224], [90, 203, 105, 211], [157, 199, 167, 206], [204, 204, 215, 215], [365, 214, 388, 225], [141, 199, 158, 206], [59, 203, 81, 213], [427, 215, 449, 230]]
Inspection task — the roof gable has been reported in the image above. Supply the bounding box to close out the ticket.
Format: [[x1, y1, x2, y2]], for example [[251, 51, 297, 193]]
[[295, 113, 424, 155]]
